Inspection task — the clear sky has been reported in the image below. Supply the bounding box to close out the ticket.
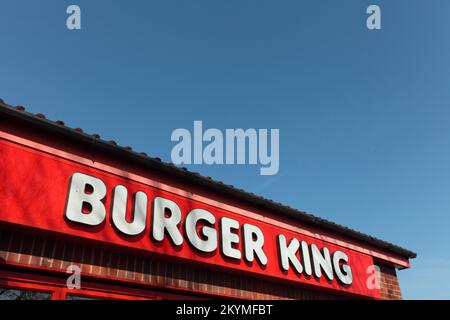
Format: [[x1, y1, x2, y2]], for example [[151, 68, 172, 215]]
[[1, 0, 449, 299]]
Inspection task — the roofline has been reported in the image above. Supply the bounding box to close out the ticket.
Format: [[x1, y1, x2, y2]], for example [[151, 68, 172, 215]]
[[0, 100, 417, 260]]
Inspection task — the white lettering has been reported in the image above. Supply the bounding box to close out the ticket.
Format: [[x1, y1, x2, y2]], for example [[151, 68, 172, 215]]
[[111, 186, 147, 236], [220, 217, 241, 260], [243, 224, 267, 265], [66, 173, 107, 226], [152, 197, 183, 246], [277, 235, 303, 273], [311, 244, 334, 281], [185, 209, 217, 253]]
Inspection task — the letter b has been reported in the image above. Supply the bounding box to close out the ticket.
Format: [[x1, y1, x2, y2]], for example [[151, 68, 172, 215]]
[[66, 173, 107, 226]]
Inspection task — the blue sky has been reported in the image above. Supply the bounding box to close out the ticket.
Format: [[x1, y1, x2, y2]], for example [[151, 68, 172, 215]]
[[1, 0, 449, 299]]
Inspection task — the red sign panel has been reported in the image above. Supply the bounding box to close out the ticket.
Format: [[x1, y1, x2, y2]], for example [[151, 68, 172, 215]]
[[0, 137, 381, 298]]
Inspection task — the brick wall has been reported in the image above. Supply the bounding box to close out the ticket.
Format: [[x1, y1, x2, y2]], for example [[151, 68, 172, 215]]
[[378, 264, 403, 300], [0, 229, 401, 300]]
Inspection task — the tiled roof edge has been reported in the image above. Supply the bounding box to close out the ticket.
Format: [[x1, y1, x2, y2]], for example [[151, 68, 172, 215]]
[[0, 99, 417, 260]]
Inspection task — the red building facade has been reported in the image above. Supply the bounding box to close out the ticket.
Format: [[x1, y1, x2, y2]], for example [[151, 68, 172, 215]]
[[0, 101, 415, 300]]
